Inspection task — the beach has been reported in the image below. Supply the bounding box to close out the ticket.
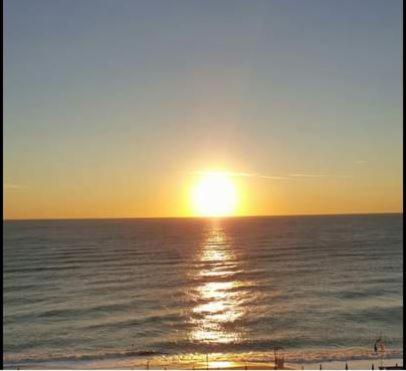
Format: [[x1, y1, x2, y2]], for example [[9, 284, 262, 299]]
[[9, 355, 404, 370]]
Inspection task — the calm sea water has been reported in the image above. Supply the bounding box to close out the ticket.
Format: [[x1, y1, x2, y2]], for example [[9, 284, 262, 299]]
[[3, 214, 403, 369]]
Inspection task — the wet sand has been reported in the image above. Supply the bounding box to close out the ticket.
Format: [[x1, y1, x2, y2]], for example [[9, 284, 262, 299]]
[[6, 356, 403, 370]]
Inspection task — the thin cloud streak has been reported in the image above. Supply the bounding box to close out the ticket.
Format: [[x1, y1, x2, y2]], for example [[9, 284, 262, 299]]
[[191, 170, 289, 180], [4, 184, 27, 190], [289, 173, 350, 179], [289, 173, 328, 178], [190, 171, 348, 181], [257, 174, 290, 180]]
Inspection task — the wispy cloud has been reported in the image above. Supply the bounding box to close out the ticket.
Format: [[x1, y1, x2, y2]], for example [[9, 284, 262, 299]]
[[289, 173, 328, 178], [4, 184, 27, 190], [191, 170, 289, 180], [355, 160, 367, 165], [191, 170, 256, 178], [289, 173, 350, 179], [190, 170, 348, 181], [256, 174, 290, 180]]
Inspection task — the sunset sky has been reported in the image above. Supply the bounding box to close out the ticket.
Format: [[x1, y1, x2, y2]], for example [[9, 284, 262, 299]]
[[4, 0, 403, 219]]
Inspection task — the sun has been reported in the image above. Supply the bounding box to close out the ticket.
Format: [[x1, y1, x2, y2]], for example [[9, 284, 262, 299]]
[[191, 172, 237, 217]]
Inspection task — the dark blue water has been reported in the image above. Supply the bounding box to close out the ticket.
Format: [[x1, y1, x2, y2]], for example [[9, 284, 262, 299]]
[[3, 214, 403, 368]]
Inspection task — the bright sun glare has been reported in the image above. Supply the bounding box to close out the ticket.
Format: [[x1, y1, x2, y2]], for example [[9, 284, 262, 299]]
[[192, 172, 237, 217]]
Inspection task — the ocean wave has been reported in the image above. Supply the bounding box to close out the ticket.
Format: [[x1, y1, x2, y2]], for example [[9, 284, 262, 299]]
[[4, 347, 403, 368]]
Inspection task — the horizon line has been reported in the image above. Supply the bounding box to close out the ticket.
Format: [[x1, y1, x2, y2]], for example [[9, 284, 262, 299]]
[[3, 211, 403, 222]]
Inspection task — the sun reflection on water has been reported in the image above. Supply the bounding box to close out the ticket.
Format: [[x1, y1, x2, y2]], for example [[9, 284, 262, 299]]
[[189, 223, 246, 344]]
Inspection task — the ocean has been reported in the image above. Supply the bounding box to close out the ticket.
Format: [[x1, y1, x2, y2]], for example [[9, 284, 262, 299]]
[[3, 214, 403, 369]]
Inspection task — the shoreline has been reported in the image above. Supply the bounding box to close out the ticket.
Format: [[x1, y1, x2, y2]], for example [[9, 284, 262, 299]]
[[5, 357, 403, 370]]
